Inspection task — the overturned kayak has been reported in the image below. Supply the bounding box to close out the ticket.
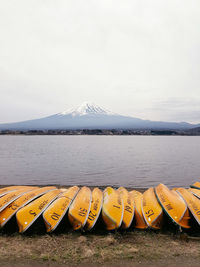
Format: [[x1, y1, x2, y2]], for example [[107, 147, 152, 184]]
[[16, 189, 61, 233], [43, 186, 79, 232], [142, 187, 163, 230], [117, 187, 134, 229], [155, 184, 190, 229], [176, 188, 200, 225], [0, 186, 30, 198], [102, 187, 124, 230], [189, 188, 200, 199], [85, 187, 103, 231], [130, 190, 147, 229], [0, 187, 35, 213], [190, 182, 200, 190], [0, 186, 56, 228], [68, 186, 92, 230]]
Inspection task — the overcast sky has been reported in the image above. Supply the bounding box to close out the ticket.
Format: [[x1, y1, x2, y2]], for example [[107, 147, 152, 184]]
[[0, 0, 200, 123]]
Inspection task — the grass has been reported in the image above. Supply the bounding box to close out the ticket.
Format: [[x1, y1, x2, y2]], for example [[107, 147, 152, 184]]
[[0, 231, 200, 266]]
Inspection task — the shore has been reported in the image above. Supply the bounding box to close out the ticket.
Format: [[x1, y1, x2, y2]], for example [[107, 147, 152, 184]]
[[0, 185, 147, 192], [1, 185, 200, 266], [0, 231, 200, 266], [1, 129, 200, 136]]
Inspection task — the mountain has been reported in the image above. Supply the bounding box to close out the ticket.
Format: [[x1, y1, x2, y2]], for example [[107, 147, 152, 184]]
[[0, 102, 198, 130], [185, 126, 200, 135]]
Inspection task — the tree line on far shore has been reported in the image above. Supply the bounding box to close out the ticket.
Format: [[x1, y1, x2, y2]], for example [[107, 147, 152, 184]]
[[0, 128, 199, 136]]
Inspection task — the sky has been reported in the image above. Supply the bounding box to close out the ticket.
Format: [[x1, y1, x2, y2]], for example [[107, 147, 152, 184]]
[[0, 0, 200, 123]]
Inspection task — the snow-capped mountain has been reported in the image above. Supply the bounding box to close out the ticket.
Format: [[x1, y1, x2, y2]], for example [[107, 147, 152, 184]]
[[0, 102, 198, 130], [58, 102, 116, 117]]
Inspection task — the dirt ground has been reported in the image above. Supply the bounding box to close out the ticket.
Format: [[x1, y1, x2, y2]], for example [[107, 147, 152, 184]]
[[0, 231, 200, 267]]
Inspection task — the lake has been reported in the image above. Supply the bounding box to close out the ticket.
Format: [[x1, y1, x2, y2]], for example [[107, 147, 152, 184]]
[[0, 135, 199, 188]]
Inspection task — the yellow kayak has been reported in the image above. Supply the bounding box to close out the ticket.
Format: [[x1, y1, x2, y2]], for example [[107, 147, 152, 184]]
[[102, 187, 124, 230], [142, 187, 163, 230], [130, 190, 147, 229], [0, 186, 30, 198], [0, 186, 56, 227], [85, 187, 103, 231], [155, 184, 190, 229], [68, 186, 92, 230], [176, 188, 200, 225], [43, 186, 79, 232], [190, 181, 200, 190], [189, 188, 200, 199], [0, 187, 35, 212], [117, 187, 134, 229], [16, 189, 61, 233]]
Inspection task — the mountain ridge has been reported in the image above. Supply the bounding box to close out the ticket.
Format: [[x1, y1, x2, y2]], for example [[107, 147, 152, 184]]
[[0, 102, 199, 130]]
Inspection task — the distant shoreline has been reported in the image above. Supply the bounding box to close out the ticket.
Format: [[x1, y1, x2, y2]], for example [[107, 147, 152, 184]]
[[0, 129, 200, 136]]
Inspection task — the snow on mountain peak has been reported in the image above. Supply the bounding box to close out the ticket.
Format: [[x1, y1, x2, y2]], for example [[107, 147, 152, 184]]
[[58, 102, 116, 117]]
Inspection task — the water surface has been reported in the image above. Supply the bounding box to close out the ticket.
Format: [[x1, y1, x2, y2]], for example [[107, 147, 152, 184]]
[[0, 136, 199, 188]]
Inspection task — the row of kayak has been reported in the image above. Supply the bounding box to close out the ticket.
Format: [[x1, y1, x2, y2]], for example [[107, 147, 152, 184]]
[[0, 182, 200, 233]]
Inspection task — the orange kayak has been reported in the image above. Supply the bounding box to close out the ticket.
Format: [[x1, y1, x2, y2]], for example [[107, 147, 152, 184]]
[[155, 184, 190, 229], [0, 186, 56, 227], [142, 187, 163, 230], [102, 187, 124, 230], [85, 187, 103, 231], [68, 186, 92, 230], [130, 190, 147, 229], [189, 188, 200, 199], [0, 187, 35, 212], [43, 186, 79, 232], [176, 188, 200, 225], [190, 182, 200, 190], [0, 186, 30, 198], [16, 189, 61, 233], [117, 187, 134, 229]]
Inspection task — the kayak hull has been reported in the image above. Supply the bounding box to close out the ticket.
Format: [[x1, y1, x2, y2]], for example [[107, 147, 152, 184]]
[[43, 186, 79, 232], [68, 186, 92, 230], [118, 187, 134, 229], [176, 188, 200, 226], [142, 187, 163, 230], [85, 187, 103, 231], [16, 189, 61, 233], [155, 184, 190, 229], [102, 187, 124, 230], [130, 190, 147, 229]]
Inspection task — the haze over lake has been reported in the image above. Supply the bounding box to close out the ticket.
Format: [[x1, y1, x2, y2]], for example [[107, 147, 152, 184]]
[[0, 136, 199, 188]]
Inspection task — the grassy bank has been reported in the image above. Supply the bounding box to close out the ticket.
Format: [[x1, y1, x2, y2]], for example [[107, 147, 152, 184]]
[[0, 231, 200, 266]]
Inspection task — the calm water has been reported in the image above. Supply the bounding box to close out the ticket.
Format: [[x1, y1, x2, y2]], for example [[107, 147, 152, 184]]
[[0, 136, 199, 188]]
